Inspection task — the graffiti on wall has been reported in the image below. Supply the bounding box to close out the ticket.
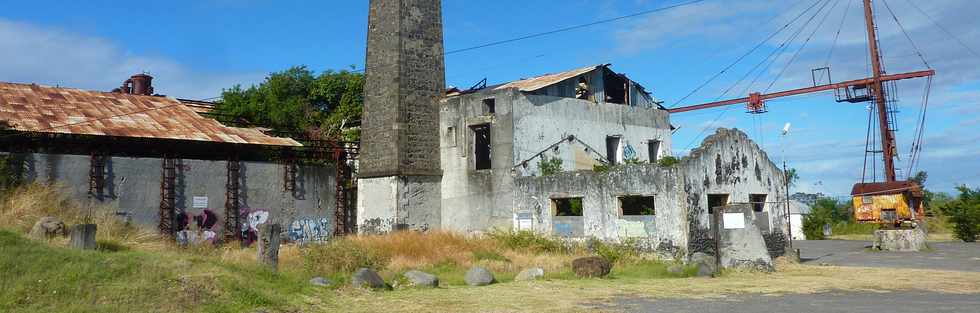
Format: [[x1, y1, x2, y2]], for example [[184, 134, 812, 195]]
[[241, 209, 269, 246], [175, 209, 219, 245], [288, 217, 330, 243]]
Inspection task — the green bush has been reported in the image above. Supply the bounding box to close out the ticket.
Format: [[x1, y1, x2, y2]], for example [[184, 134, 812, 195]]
[[472, 249, 510, 263], [486, 229, 569, 254], [538, 156, 563, 176], [943, 186, 980, 242], [657, 156, 679, 167], [587, 238, 638, 264], [302, 239, 389, 276]]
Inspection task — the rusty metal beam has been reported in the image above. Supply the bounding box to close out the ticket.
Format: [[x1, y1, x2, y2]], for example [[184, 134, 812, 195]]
[[667, 70, 934, 113]]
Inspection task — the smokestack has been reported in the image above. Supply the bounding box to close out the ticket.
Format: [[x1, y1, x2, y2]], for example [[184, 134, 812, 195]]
[[130, 74, 153, 95], [113, 73, 154, 95]]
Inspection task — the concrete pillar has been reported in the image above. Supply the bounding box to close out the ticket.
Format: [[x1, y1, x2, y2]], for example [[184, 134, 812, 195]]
[[70, 224, 97, 250], [357, 0, 445, 233], [873, 229, 926, 251], [257, 223, 281, 270]]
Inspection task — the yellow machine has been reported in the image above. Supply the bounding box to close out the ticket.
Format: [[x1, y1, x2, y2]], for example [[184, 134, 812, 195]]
[[851, 181, 925, 227]]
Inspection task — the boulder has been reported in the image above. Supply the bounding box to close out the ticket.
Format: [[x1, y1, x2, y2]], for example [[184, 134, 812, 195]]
[[515, 267, 544, 281], [873, 229, 926, 252], [29, 217, 66, 240], [401, 270, 439, 288], [571, 256, 612, 278], [464, 266, 495, 286], [351, 268, 388, 290], [309, 277, 333, 287], [689, 252, 717, 277]]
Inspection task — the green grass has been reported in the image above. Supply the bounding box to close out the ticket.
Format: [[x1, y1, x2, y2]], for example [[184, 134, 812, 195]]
[[0, 230, 312, 313], [830, 221, 880, 236]]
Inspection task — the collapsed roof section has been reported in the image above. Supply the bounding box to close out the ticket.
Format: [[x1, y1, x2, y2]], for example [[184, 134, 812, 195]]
[[447, 64, 666, 109], [0, 82, 300, 147]]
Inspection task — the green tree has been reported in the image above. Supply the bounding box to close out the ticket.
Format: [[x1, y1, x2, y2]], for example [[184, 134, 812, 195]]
[[215, 66, 364, 140], [538, 156, 563, 176], [942, 186, 980, 242], [784, 168, 799, 187]]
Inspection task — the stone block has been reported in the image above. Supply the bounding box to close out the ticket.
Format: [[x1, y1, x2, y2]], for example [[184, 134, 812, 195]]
[[70, 224, 97, 250], [515, 267, 545, 281], [352, 268, 389, 290], [873, 229, 926, 252], [257, 223, 281, 270], [712, 204, 774, 272]]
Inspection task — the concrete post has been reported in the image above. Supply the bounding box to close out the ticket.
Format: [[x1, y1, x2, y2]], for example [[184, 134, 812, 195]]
[[257, 223, 281, 270], [70, 224, 97, 250]]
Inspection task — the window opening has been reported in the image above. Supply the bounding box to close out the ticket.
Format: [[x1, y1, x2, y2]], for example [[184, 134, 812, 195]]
[[620, 196, 655, 215], [750, 194, 768, 212], [472, 124, 491, 170], [552, 197, 583, 216], [707, 194, 729, 214]]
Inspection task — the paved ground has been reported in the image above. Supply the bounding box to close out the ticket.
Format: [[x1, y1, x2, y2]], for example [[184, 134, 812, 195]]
[[600, 290, 980, 313], [794, 240, 980, 272]]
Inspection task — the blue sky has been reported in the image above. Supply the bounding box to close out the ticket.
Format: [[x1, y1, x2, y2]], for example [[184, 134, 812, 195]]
[[1, 0, 978, 196]]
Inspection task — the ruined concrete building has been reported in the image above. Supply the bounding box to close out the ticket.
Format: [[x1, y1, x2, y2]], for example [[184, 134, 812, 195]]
[[439, 65, 788, 255]]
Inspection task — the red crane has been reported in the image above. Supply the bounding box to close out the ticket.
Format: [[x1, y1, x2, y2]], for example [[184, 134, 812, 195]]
[[669, 0, 933, 184]]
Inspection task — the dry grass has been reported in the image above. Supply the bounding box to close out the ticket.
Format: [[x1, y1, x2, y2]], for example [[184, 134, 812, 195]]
[[0, 183, 164, 250]]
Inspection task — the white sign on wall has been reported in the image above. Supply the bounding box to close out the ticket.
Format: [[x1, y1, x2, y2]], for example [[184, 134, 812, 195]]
[[516, 212, 533, 230], [723, 213, 745, 229], [192, 196, 209, 209]]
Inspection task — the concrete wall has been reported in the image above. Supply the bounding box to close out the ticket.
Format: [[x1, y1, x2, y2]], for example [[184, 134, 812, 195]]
[[19, 152, 336, 243], [677, 128, 788, 255], [512, 165, 687, 253]]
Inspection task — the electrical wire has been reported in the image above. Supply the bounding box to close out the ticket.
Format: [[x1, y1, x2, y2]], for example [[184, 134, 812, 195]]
[[816, 0, 852, 83], [764, 0, 841, 93]]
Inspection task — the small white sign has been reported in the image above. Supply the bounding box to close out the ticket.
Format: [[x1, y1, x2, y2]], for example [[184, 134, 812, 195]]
[[518, 219, 532, 230], [192, 196, 209, 209], [723, 213, 745, 229]]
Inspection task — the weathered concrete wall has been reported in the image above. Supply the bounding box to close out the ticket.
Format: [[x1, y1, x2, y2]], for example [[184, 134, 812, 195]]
[[514, 95, 671, 174], [712, 204, 774, 271], [677, 128, 788, 255], [512, 165, 687, 252], [20, 153, 336, 243], [357, 175, 441, 233], [439, 88, 517, 232]]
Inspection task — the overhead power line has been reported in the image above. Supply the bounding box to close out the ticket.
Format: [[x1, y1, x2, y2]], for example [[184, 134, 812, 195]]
[[880, 0, 931, 69], [902, 0, 980, 60]]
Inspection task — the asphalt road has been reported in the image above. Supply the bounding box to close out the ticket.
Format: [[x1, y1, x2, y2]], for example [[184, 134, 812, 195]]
[[794, 240, 980, 272], [603, 290, 980, 313]]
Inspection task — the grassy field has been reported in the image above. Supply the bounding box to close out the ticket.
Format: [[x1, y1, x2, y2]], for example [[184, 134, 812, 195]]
[[3, 184, 979, 312], [5, 230, 980, 313]]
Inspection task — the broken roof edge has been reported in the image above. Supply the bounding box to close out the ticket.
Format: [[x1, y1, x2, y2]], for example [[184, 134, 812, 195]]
[[680, 127, 782, 175]]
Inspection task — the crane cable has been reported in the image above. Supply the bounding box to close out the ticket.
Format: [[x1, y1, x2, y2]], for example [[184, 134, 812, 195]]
[[681, 0, 834, 151], [669, 0, 826, 108], [903, 0, 980, 60], [817, 0, 852, 83], [880, 0, 931, 69], [764, 0, 841, 94]]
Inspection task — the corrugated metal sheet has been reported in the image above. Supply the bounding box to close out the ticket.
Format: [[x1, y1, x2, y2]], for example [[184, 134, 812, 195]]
[[494, 64, 604, 92], [0, 82, 301, 147]]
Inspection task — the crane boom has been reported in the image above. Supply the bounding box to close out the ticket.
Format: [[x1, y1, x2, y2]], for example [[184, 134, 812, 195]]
[[667, 69, 934, 113]]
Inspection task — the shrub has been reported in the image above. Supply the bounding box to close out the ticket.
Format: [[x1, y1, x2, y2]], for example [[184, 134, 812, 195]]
[[657, 156, 679, 167], [587, 238, 638, 264], [486, 229, 569, 254], [302, 239, 389, 276], [472, 249, 510, 263], [538, 156, 563, 176], [943, 186, 980, 242]]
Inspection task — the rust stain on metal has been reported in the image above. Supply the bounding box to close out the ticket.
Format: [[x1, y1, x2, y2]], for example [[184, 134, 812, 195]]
[[493, 64, 604, 92], [0, 82, 300, 147]]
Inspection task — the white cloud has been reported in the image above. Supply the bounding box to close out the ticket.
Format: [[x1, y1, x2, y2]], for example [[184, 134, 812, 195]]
[[0, 18, 262, 99]]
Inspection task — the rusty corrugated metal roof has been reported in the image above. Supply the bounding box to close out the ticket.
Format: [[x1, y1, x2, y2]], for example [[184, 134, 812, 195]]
[[494, 64, 605, 92], [0, 82, 300, 147], [177, 98, 217, 114], [851, 181, 923, 197]]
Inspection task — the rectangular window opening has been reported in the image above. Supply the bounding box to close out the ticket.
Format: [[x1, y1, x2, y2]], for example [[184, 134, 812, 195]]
[[606, 136, 622, 165], [648, 140, 661, 162], [482, 98, 496, 115], [750, 194, 767, 212], [447, 126, 457, 147], [552, 197, 583, 216], [620, 196, 656, 216], [472, 124, 491, 170], [707, 194, 729, 214]]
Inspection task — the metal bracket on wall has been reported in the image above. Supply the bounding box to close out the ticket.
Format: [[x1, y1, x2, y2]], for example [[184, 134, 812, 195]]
[[283, 159, 297, 193], [159, 156, 177, 238], [224, 157, 242, 244], [88, 151, 107, 201]]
